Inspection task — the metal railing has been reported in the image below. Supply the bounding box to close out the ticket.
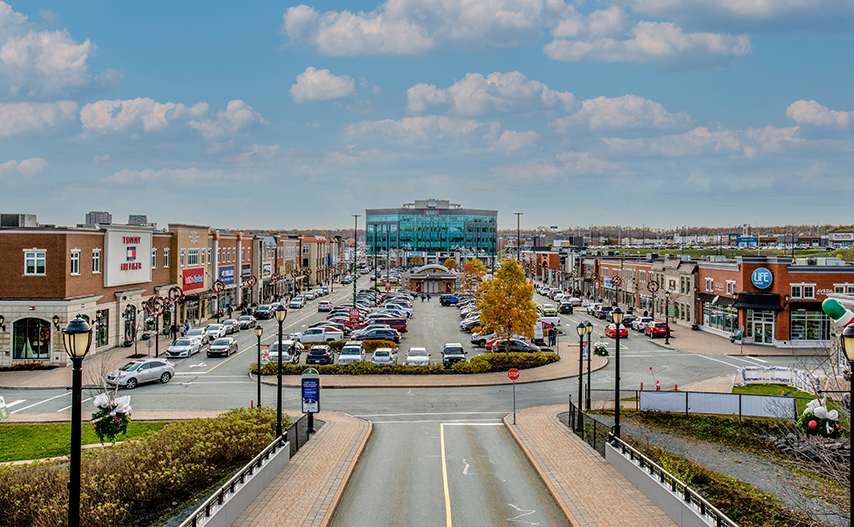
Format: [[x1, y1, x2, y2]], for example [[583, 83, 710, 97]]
[[565, 401, 611, 458], [608, 434, 739, 527], [180, 415, 310, 527]]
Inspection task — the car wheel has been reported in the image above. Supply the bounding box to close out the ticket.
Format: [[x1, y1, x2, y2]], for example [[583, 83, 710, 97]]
[[160, 372, 172, 383], [125, 378, 138, 389]]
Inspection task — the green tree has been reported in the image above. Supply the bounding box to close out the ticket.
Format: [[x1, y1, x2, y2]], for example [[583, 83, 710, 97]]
[[409, 255, 423, 266], [477, 260, 538, 359], [443, 257, 458, 270]]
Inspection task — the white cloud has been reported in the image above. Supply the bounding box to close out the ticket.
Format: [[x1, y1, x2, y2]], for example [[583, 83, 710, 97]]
[[544, 21, 750, 65], [290, 67, 355, 103], [407, 71, 578, 116], [786, 100, 854, 129], [603, 125, 801, 158], [0, 1, 120, 97], [227, 144, 283, 163], [494, 130, 540, 155], [344, 115, 501, 148], [551, 94, 692, 131], [0, 100, 76, 136], [282, 0, 570, 56], [189, 100, 267, 140], [0, 156, 47, 176], [623, 0, 854, 29], [556, 151, 617, 173], [80, 98, 209, 133], [92, 153, 110, 164], [99, 167, 244, 185], [492, 162, 563, 181]]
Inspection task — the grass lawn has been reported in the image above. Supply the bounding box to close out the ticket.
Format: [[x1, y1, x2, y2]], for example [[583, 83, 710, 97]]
[[0, 420, 169, 463]]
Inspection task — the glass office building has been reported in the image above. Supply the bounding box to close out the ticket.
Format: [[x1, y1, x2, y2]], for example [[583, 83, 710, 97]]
[[366, 199, 497, 265]]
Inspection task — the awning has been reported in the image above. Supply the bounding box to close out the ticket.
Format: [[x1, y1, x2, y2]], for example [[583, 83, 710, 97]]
[[698, 293, 736, 307], [733, 292, 784, 311]]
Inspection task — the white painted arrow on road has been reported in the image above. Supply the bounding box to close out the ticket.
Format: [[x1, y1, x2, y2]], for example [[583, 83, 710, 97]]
[[189, 363, 207, 368]]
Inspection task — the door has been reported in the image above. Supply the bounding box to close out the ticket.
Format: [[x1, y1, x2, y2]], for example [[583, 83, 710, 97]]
[[753, 321, 774, 344]]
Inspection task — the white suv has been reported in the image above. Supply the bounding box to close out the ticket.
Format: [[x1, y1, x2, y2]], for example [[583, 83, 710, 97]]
[[338, 341, 365, 364]]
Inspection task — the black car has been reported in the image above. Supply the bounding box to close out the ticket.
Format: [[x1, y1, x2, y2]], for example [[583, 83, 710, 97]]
[[441, 343, 467, 367], [306, 345, 333, 365], [460, 318, 481, 332], [598, 306, 613, 320], [558, 303, 573, 314], [621, 315, 637, 329], [355, 329, 401, 343], [254, 305, 273, 319], [493, 339, 540, 354]]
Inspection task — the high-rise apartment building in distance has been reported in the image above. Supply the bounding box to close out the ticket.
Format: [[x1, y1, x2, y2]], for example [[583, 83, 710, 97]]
[[85, 211, 112, 225]]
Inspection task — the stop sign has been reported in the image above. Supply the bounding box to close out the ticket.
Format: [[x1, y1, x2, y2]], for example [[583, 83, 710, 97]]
[[507, 368, 520, 381]]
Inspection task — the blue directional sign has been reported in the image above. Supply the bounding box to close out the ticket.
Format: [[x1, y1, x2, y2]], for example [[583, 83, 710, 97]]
[[751, 267, 773, 289]]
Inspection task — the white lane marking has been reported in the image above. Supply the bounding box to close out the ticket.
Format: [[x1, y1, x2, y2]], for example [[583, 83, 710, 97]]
[[177, 381, 254, 385], [690, 353, 744, 369], [462, 458, 471, 475], [354, 411, 507, 417], [507, 504, 539, 525], [406, 388, 414, 396], [10, 392, 70, 414], [188, 363, 207, 368], [371, 419, 503, 424], [725, 354, 768, 364], [441, 422, 504, 426], [174, 372, 207, 375], [5, 399, 26, 408], [57, 396, 93, 412]]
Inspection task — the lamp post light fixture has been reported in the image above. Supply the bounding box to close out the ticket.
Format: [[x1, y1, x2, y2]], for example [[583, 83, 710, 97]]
[[664, 291, 672, 345], [839, 324, 854, 526], [611, 307, 624, 439], [274, 304, 288, 437], [61, 316, 93, 527], [585, 321, 593, 410], [255, 325, 263, 408], [576, 323, 586, 430]]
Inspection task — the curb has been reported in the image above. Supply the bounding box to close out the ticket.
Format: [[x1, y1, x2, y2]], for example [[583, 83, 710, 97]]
[[503, 412, 579, 527], [320, 417, 373, 527]]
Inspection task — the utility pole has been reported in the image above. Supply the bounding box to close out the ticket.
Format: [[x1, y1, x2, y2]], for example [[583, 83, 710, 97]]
[[352, 214, 359, 307], [515, 212, 523, 264]]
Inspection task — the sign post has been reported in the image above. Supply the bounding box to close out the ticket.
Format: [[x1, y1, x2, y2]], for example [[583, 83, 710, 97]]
[[301, 368, 320, 433], [0, 396, 8, 420], [508, 368, 520, 424]]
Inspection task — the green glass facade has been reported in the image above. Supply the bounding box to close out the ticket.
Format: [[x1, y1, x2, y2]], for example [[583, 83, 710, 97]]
[[366, 200, 497, 263]]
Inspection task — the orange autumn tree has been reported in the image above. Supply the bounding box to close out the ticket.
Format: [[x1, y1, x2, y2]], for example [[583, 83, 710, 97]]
[[409, 255, 424, 266], [477, 260, 537, 359], [443, 257, 458, 271]]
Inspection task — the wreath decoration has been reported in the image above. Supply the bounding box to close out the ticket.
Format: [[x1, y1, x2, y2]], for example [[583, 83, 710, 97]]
[[91, 392, 132, 443], [213, 280, 225, 293], [144, 296, 165, 316], [592, 341, 609, 356], [243, 274, 257, 287], [798, 398, 841, 438], [647, 280, 660, 293], [570, 270, 578, 278], [291, 270, 298, 278], [590, 273, 600, 282], [303, 268, 311, 276], [167, 286, 184, 304], [612, 276, 623, 288]]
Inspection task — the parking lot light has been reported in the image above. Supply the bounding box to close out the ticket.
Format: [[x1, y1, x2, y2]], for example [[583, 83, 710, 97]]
[[585, 321, 593, 410], [576, 323, 585, 430], [255, 325, 263, 407], [274, 305, 288, 437], [611, 307, 624, 439]]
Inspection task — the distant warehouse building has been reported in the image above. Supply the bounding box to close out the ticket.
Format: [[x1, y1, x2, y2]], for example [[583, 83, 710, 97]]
[[366, 199, 497, 267]]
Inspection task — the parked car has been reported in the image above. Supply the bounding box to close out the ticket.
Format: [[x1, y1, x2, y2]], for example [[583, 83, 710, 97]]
[[304, 290, 316, 300], [318, 300, 332, 312], [633, 317, 653, 332], [254, 305, 273, 319], [221, 319, 239, 334], [265, 340, 304, 364], [166, 337, 201, 358], [587, 303, 601, 316], [106, 358, 174, 389], [291, 327, 344, 343], [289, 296, 306, 309], [597, 306, 613, 320], [558, 302, 574, 314], [459, 317, 481, 332], [441, 343, 467, 367], [604, 324, 629, 338], [352, 323, 392, 338], [364, 316, 407, 333], [492, 339, 541, 354], [371, 348, 397, 365], [405, 347, 431, 366], [337, 341, 365, 364], [621, 315, 636, 330], [646, 321, 671, 338], [354, 328, 401, 343], [306, 345, 334, 365], [205, 324, 226, 340], [237, 315, 256, 329], [470, 330, 496, 347], [207, 337, 238, 357], [185, 328, 209, 346], [440, 294, 460, 306]]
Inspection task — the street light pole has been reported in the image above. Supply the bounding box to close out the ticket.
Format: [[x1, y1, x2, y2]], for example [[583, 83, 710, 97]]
[[585, 321, 593, 410], [612, 307, 624, 439], [839, 326, 854, 527], [515, 212, 523, 264], [61, 316, 93, 527], [274, 305, 287, 437], [255, 325, 263, 407], [665, 291, 671, 345], [353, 215, 360, 308], [576, 323, 585, 430]]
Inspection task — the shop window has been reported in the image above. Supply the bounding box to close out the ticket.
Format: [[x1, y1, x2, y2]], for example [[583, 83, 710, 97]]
[[180, 249, 186, 267], [187, 249, 199, 266], [93, 250, 101, 273], [25, 250, 46, 276], [164, 249, 170, 268], [848, 286, 854, 294], [791, 310, 830, 341], [96, 310, 109, 347], [13, 318, 51, 359], [791, 285, 801, 298], [70, 250, 80, 275], [201, 249, 206, 265], [152, 248, 157, 269]]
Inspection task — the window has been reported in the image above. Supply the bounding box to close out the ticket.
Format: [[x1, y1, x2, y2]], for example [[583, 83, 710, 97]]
[[70, 250, 80, 275], [242, 247, 246, 261], [180, 249, 186, 267], [791, 310, 830, 341], [705, 278, 713, 291], [726, 280, 736, 295], [803, 285, 815, 299], [164, 248, 170, 268], [187, 249, 199, 266], [791, 283, 815, 299], [151, 248, 157, 268], [791, 285, 802, 298], [24, 250, 46, 275], [13, 318, 51, 359], [201, 248, 205, 265], [229, 248, 234, 262], [680, 277, 685, 294], [303, 246, 310, 255], [93, 249, 101, 273]]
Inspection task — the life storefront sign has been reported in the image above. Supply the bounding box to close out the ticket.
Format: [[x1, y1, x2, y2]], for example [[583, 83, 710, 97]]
[[182, 268, 205, 291], [751, 267, 773, 289]]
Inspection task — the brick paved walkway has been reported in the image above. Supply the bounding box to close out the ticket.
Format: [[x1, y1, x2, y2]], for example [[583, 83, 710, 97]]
[[505, 404, 677, 527], [232, 411, 371, 527]]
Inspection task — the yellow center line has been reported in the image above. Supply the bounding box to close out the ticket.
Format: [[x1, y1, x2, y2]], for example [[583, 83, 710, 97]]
[[440, 423, 453, 527], [204, 347, 250, 373]]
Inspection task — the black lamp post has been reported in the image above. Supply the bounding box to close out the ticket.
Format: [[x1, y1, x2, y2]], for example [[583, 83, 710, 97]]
[[61, 316, 93, 527], [612, 307, 624, 439], [274, 304, 288, 437], [585, 321, 593, 410], [840, 325, 854, 527], [255, 325, 263, 407], [664, 291, 671, 345], [576, 323, 586, 429]]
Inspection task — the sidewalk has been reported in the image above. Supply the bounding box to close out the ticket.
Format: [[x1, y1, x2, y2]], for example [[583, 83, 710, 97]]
[[232, 411, 371, 527], [505, 404, 677, 527], [646, 323, 826, 357]]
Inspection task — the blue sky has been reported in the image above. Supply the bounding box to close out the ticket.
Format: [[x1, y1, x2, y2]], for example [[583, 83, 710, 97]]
[[1, 0, 853, 230]]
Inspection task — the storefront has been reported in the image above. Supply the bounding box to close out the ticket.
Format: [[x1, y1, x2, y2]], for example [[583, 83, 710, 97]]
[[699, 294, 738, 336]]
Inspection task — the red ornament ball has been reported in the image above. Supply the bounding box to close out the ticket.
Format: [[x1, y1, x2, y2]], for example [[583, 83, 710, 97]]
[[808, 420, 818, 429]]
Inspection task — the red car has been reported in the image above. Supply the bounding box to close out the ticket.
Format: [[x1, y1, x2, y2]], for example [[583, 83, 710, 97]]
[[646, 321, 670, 338], [605, 324, 628, 338]]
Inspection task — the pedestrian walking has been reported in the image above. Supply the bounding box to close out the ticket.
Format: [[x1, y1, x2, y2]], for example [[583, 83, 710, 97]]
[[227, 305, 233, 318], [170, 324, 178, 341], [549, 328, 557, 347], [421, 294, 425, 302], [427, 293, 431, 302]]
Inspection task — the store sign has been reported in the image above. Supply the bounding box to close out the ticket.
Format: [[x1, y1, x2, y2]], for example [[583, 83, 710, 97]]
[[241, 263, 251, 279], [183, 268, 204, 291], [103, 227, 153, 288], [831, 233, 854, 241], [424, 210, 440, 216], [263, 263, 272, 276], [218, 265, 235, 286], [751, 267, 773, 289]]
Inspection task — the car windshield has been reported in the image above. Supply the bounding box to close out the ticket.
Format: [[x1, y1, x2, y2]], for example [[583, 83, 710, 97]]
[[374, 351, 390, 357], [445, 347, 464, 355], [173, 339, 192, 346], [238, 316, 251, 321], [341, 348, 360, 355], [187, 329, 203, 336], [408, 349, 427, 357], [212, 339, 230, 346], [119, 362, 141, 371], [269, 342, 296, 352], [294, 296, 304, 300], [207, 325, 221, 330], [256, 306, 270, 311]]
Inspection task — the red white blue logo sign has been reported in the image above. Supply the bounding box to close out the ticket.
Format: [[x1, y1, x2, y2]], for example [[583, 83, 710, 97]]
[[126, 247, 136, 261]]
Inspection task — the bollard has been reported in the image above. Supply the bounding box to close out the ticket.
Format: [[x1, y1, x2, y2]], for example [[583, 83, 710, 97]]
[[674, 384, 678, 391], [640, 382, 643, 391], [655, 380, 660, 391], [250, 400, 254, 409]]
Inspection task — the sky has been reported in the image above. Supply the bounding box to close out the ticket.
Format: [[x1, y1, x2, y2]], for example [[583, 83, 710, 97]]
[[1, 0, 853, 231]]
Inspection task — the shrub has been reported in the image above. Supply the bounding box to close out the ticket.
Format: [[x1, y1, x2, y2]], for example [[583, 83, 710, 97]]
[[0, 407, 282, 527], [451, 356, 491, 373], [478, 352, 559, 371], [361, 339, 399, 352], [327, 340, 347, 351]]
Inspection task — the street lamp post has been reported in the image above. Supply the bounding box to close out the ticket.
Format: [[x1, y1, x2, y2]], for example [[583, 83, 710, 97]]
[[255, 325, 263, 407], [61, 316, 93, 527], [839, 325, 854, 527], [585, 321, 593, 410], [274, 305, 288, 437], [576, 323, 586, 430], [515, 212, 523, 264], [612, 307, 624, 439], [665, 291, 671, 345], [353, 215, 359, 308]]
